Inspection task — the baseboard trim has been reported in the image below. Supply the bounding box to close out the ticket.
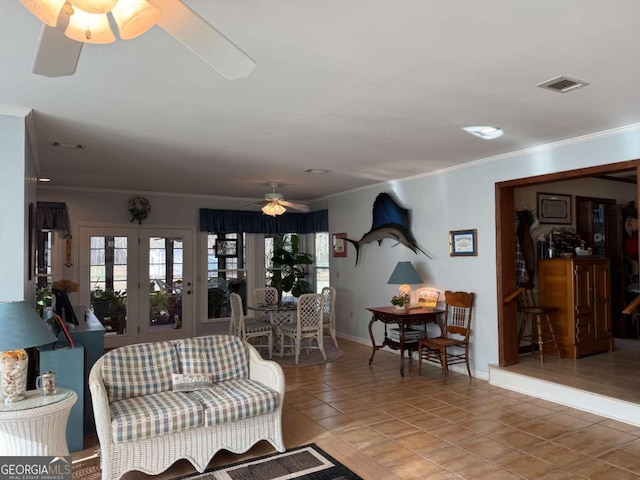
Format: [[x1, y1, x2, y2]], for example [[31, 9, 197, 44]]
[[489, 364, 640, 427]]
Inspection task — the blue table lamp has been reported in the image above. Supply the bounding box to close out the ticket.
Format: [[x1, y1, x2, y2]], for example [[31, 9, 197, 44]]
[[387, 261, 423, 297], [0, 301, 58, 403]]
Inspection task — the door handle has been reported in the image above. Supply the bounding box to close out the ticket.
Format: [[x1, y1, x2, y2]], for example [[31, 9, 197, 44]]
[[186, 290, 192, 295]]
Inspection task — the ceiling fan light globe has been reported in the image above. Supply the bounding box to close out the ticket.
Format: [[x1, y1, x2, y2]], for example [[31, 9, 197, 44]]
[[21, 0, 66, 27], [68, 0, 117, 14], [112, 0, 161, 40], [66, 9, 116, 43], [262, 203, 286, 217]]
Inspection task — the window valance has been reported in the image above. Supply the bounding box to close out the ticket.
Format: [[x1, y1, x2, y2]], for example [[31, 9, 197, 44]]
[[36, 202, 70, 232], [199, 209, 328, 234]]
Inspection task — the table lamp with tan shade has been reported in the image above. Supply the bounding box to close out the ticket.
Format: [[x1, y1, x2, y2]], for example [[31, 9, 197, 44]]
[[0, 301, 58, 404]]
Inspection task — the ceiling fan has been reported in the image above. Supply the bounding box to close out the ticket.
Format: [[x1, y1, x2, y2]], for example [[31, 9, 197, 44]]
[[256, 183, 310, 217], [21, 0, 256, 79]]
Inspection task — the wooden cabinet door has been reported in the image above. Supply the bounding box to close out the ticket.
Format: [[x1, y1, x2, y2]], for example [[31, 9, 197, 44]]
[[574, 261, 596, 345], [593, 261, 612, 342]]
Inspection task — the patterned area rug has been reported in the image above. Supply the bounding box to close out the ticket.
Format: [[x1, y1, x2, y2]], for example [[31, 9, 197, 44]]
[[73, 444, 361, 480], [269, 340, 342, 368]]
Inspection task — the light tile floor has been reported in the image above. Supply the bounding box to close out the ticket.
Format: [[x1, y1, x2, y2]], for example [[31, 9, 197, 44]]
[[76, 339, 640, 479]]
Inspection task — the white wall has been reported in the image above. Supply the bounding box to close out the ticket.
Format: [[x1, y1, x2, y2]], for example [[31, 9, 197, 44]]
[[328, 125, 640, 380], [0, 111, 35, 302]]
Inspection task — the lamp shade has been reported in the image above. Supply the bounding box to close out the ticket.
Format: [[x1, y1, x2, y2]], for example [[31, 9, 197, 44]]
[[20, 0, 66, 27], [66, 10, 116, 43], [0, 301, 58, 351], [387, 261, 422, 285], [112, 0, 161, 40], [262, 202, 286, 216]]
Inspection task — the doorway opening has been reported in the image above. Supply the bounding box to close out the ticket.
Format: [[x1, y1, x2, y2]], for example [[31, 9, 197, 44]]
[[496, 160, 640, 367]]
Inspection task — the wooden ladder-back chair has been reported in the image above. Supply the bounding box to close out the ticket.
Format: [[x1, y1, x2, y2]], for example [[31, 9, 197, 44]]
[[229, 293, 273, 358], [279, 293, 326, 365], [517, 288, 561, 363], [321, 286, 338, 348], [418, 291, 474, 384]]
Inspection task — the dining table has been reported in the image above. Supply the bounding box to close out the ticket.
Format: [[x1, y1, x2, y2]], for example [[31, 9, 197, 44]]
[[247, 302, 298, 354]]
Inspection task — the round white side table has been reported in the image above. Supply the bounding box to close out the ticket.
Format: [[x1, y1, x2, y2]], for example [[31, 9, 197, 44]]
[[0, 388, 77, 456]]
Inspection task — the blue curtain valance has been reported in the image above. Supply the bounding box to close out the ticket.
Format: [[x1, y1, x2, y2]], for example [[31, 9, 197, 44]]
[[199, 209, 328, 234], [36, 202, 70, 232]]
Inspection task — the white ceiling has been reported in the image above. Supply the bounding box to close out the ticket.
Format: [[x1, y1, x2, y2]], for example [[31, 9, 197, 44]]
[[2, 1, 640, 206]]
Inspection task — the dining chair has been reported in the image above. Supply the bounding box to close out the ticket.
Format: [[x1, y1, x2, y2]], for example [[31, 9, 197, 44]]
[[252, 287, 278, 322], [321, 286, 338, 348], [229, 293, 273, 358], [279, 293, 326, 364], [418, 290, 474, 384], [253, 287, 278, 305]]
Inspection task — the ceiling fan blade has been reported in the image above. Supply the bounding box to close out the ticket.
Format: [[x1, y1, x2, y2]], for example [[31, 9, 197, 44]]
[[279, 200, 310, 213], [150, 0, 256, 80], [32, 11, 83, 77]]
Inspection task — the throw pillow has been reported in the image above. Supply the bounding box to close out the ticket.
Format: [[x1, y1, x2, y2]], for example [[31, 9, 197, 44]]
[[172, 373, 214, 392]]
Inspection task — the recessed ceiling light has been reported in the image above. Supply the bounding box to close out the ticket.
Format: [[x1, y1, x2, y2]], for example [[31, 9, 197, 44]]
[[463, 126, 504, 140], [38, 178, 51, 182], [49, 141, 85, 149], [305, 169, 330, 174]]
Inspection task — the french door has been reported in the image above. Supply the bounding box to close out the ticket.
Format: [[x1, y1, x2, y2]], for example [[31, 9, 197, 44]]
[[78, 225, 194, 348]]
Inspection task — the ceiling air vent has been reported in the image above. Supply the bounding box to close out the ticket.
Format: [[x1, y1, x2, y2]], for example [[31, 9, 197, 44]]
[[536, 76, 590, 93]]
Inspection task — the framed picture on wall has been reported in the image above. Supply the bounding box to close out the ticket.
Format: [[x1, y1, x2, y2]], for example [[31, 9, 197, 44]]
[[449, 229, 477, 256], [537, 192, 572, 224], [332, 233, 347, 257]]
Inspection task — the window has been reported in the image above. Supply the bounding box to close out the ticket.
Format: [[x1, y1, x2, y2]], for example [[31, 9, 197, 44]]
[[264, 233, 329, 299], [90, 236, 128, 292], [315, 232, 330, 292], [35, 230, 53, 289], [206, 233, 246, 319]]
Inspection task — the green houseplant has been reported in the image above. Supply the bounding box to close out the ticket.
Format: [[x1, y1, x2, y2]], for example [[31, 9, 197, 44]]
[[91, 287, 127, 318], [391, 294, 410, 310], [269, 234, 313, 300]]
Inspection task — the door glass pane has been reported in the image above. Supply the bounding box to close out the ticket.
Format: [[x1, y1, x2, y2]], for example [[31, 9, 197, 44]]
[[89, 235, 128, 337], [150, 237, 184, 331], [206, 233, 246, 319]]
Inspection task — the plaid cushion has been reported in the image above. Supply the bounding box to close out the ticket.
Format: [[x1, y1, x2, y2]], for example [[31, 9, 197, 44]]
[[176, 335, 248, 382], [109, 391, 204, 443], [102, 341, 178, 402], [188, 379, 279, 426]]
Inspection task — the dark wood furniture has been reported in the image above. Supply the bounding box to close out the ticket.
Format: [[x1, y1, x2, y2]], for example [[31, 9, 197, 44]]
[[366, 306, 443, 376], [538, 258, 613, 358], [576, 196, 625, 337]]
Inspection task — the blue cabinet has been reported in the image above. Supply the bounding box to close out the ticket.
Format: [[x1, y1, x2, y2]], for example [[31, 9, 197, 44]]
[[39, 343, 84, 452], [67, 307, 105, 434]]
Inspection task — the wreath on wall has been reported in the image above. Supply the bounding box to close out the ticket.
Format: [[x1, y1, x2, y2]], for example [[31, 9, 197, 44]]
[[128, 196, 151, 224]]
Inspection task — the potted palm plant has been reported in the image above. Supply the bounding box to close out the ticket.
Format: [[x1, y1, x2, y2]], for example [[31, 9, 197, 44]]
[[269, 234, 313, 301]]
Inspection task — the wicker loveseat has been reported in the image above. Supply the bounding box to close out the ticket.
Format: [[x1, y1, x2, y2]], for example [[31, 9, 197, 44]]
[[89, 334, 285, 480]]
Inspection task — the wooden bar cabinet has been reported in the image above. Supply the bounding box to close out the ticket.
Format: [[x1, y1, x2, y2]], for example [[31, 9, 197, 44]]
[[538, 257, 613, 359]]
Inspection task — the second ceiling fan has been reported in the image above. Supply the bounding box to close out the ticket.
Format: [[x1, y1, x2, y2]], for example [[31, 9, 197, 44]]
[[21, 0, 255, 79]]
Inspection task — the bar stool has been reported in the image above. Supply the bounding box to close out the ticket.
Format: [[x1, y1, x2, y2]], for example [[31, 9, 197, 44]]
[[518, 290, 561, 363]]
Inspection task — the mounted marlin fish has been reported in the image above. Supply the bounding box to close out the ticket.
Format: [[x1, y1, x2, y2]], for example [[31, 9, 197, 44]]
[[345, 192, 431, 265]]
